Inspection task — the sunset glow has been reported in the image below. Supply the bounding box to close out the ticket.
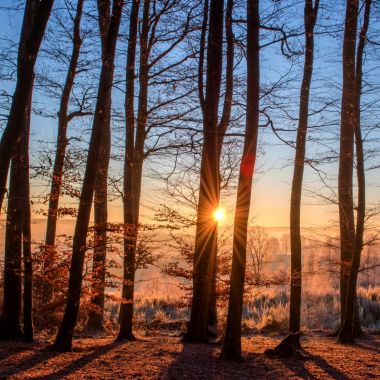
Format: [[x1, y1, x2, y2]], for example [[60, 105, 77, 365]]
[[213, 207, 226, 223]]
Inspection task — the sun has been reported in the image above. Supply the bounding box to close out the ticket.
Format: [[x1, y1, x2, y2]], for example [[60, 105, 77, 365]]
[[213, 207, 226, 223]]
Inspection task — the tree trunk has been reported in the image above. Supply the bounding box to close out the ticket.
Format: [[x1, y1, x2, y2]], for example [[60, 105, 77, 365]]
[[207, 0, 235, 336], [43, 0, 84, 307], [338, 0, 358, 330], [22, 75, 34, 343], [87, 0, 112, 333], [288, 0, 319, 345], [338, 0, 371, 344], [0, 0, 40, 342], [220, 0, 260, 360], [53, 0, 124, 352], [0, 0, 54, 213], [117, 0, 143, 341], [184, 0, 224, 343]]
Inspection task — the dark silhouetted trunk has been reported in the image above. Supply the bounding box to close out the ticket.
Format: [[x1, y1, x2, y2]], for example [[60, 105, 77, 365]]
[[338, 0, 370, 344], [207, 0, 234, 335], [338, 0, 358, 331], [53, 0, 124, 352], [43, 0, 84, 306], [87, 0, 111, 333], [0, 0, 39, 342], [183, 0, 224, 343], [117, 0, 143, 341], [0, 151, 24, 341], [288, 0, 319, 344], [0, 0, 54, 213], [220, 0, 259, 360], [22, 77, 34, 343]]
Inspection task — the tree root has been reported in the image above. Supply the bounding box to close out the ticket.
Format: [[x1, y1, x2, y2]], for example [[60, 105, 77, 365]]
[[264, 332, 304, 358]]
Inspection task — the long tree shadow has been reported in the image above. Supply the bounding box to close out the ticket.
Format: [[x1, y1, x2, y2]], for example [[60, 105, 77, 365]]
[[303, 350, 349, 380], [160, 340, 315, 379], [0, 345, 59, 378], [33, 340, 124, 379]]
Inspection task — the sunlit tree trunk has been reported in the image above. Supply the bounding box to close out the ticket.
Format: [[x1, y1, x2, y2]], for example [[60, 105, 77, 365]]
[[0, 0, 54, 213], [220, 0, 259, 360], [117, 0, 141, 341], [43, 0, 84, 307], [288, 0, 319, 345], [338, 0, 358, 332], [53, 0, 124, 352], [338, 0, 371, 343], [183, 0, 224, 343]]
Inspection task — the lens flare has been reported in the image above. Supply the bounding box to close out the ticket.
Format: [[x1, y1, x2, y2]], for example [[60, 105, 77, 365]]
[[213, 207, 226, 223]]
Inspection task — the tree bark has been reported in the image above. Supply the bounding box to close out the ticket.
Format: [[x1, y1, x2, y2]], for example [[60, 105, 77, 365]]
[[207, 0, 235, 335], [43, 0, 84, 307], [22, 76, 34, 343], [338, 0, 371, 344], [288, 0, 319, 344], [220, 0, 260, 360], [0, 0, 54, 213], [0, 0, 39, 342], [338, 0, 358, 330], [53, 0, 124, 352], [87, 0, 111, 333], [184, 0, 224, 343], [117, 0, 143, 341], [0, 152, 24, 341]]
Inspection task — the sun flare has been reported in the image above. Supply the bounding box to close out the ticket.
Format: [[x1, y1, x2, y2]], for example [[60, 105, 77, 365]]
[[213, 207, 226, 223]]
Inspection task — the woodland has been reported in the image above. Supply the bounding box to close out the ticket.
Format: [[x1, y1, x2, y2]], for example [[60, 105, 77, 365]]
[[0, 0, 379, 379]]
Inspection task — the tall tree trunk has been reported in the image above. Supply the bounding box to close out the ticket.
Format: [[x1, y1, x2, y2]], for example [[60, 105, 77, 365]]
[[338, 0, 358, 330], [207, 0, 234, 335], [338, 0, 371, 344], [0, 0, 40, 342], [87, 0, 112, 333], [220, 0, 260, 360], [0, 0, 54, 213], [118, 0, 144, 341], [22, 76, 34, 343], [43, 0, 84, 307], [288, 0, 319, 344], [184, 0, 224, 343], [53, 0, 124, 352]]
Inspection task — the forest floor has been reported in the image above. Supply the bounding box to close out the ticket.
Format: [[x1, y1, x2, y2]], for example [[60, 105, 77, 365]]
[[0, 331, 379, 379]]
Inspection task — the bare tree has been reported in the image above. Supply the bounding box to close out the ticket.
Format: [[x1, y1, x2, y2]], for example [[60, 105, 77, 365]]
[[53, 0, 124, 352], [288, 0, 319, 347], [183, 0, 224, 343], [0, 0, 54, 213], [43, 0, 85, 307], [220, 0, 260, 360], [338, 0, 371, 343]]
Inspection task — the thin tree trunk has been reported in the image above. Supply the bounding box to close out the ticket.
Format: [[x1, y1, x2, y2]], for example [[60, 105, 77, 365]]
[[338, 0, 358, 329], [338, 0, 370, 344], [53, 0, 124, 352], [43, 0, 84, 306], [87, 0, 111, 332], [0, 0, 54, 213], [220, 0, 260, 360], [118, 0, 144, 340], [184, 0, 224, 343], [288, 0, 319, 345]]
